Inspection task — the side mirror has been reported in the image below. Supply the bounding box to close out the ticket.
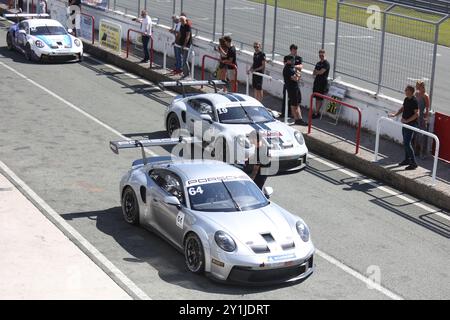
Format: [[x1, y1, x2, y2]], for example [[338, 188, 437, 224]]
[[163, 196, 181, 207], [200, 114, 213, 123], [263, 186, 273, 198], [266, 108, 280, 118], [67, 28, 73, 34]]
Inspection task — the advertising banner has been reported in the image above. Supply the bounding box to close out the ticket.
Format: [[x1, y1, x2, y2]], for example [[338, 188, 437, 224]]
[[99, 19, 122, 54], [81, 0, 108, 10]]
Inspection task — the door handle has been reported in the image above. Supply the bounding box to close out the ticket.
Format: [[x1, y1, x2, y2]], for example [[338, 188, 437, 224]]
[[153, 198, 159, 203], [190, 119, 194, 123]]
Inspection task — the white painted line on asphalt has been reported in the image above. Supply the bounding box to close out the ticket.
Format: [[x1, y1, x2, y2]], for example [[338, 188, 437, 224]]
[[0, 59, 158, 158], [0, 59, 405, 299], [0, 160, 151, 300], [315, 249, 403, 300], [309, 155, 449, 222], [84, 53, 177, 97]]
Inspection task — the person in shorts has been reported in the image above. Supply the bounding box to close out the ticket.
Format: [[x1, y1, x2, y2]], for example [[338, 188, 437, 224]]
[[247, 41, 266, 101], [283, 55, 307, 126], [312, 49, 331, 119]]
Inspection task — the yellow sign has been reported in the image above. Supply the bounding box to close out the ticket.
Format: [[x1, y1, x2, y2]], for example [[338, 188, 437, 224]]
[[99, 20, 122, 54]]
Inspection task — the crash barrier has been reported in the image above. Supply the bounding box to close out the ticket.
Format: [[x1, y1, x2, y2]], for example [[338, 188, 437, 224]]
[[433, 112, 450, 162], [80, 12, 95, 44], [245, 71, 291, 125], [308, 93, 362, 154], [126, 28, 153, 68], [201, 54, 237, 93], [162, 42, 196, 79], [374, 117, 440, 185]]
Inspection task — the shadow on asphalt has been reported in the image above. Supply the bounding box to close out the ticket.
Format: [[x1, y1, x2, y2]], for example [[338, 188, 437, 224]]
[[305, 164, 450, 239], [62, 207, 309, 295]]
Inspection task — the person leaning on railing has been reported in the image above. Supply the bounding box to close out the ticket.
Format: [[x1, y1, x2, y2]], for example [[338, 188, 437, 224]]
[[414, 80, 431, 158], [388, 85, 419, 170]]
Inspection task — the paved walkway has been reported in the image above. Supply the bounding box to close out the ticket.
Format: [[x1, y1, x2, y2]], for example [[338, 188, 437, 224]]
[[0, 173, 131, 300]]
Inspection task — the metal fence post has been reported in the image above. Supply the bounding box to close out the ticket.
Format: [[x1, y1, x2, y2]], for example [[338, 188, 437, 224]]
[[222, 0, 226, 36], [144, 0, 147, 11], [262, 0, 268, 52], [271, 0, 278, 61], [138, 0, 141, 17], [181, 0, 183, 14], [377, 4, 395, 95], [430, 15, 449, 107], [173, 0, 176, 15], [321, 0, 327, 49], [213, 0, 217, 42], [333, 0, 341, 79]]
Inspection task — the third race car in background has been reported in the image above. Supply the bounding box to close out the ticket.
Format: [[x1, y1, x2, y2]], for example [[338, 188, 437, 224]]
[[5, 14, 83, 62]]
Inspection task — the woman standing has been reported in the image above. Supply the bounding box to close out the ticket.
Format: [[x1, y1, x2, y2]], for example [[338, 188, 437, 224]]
[[414, 81, 431, 158]]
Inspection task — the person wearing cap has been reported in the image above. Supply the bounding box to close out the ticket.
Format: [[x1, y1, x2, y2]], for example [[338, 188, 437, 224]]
[[283, 54, 307, 126]]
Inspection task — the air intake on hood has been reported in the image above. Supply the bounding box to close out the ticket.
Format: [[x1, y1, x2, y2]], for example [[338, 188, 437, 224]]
[[57, 41, 62, 45], [251, 245, 270, 254], [281, 242, 296, 250], [260, 233, 275, 243]]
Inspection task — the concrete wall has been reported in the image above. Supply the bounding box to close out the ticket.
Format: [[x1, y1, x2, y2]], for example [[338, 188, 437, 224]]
[[48, 0, 413, 144]]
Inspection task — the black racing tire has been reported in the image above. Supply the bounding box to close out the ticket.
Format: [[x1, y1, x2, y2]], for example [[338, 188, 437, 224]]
[[6, 32, 13, 51], [24, 43, 33, 61], [121, 187, 140, 226], [167, 113, 180, 137], [78, 53, 83, 62], [184, 233, 205, 274]]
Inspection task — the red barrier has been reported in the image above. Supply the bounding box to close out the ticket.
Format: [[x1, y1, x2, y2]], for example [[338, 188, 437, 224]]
[[308, 93, 362, 154], [433, 112, 450, 162], [126, 29, 154, 69], [79, 13, 95, 44], [201, 54, 237, 92]]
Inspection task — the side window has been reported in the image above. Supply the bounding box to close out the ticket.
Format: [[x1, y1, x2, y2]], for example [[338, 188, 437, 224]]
[[149, 169, 185, 205], [189, 99, 215, 120]]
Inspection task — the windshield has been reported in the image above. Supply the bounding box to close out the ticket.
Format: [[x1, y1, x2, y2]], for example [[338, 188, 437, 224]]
[[30, 26, 67, 36], [187, 180, 269, 212], [218, 106, 274, 124]]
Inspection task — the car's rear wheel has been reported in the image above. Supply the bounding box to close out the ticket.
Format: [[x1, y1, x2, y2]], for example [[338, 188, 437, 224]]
[[167, 113, 180, 137], [6, 33, 13, 51], [184, 233, 205, 274], [121, 187, 140, 225]]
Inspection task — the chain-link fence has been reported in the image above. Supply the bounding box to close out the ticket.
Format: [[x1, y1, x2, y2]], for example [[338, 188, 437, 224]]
[[103, 0, 448, 104]]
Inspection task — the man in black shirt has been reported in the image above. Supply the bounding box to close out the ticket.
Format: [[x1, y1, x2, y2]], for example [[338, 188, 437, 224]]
[[177, 16, 192, 77], [68, 0, 81, 36], [283, 55, 307, 126], [281, 44, 303, 119], [222, 36, 237, 92], [389, 85, 419, 170], [247, 41, 266, 101], [312, 49, 331, 118]]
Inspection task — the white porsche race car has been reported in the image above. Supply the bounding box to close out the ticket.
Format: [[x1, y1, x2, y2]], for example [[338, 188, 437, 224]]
[[6, 14, 83, 62], [162, 81, 308, 173]]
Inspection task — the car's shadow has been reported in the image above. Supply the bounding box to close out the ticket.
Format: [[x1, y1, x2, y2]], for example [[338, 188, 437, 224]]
[[61, 206, 310, 295], [0, 46, 80, 64]]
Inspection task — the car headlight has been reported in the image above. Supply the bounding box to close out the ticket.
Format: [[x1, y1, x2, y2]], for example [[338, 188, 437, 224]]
[[214, 231, 236, 252], [35, 40, 45, 48], [296, 221, 310, 242], [237, 135, 250, 148], [294, 131, 305, 145], [74, 39, 81, 47]]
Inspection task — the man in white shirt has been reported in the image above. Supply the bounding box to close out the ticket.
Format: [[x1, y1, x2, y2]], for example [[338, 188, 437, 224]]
[[136, 10, 152, 63]]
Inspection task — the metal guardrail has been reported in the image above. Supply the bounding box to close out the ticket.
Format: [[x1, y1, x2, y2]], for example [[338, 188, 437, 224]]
[[374, 117, 440, 185], [126, 28, 153, 68], [308, 93, 362, 154]]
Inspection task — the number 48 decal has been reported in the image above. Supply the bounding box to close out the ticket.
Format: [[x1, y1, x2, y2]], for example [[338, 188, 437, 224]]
[[188, 186, 204, 196]]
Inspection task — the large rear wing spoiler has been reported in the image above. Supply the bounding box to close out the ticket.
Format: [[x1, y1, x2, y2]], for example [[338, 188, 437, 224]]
[[159, 80, 226, 97], [110, 136, 201, 165], [4, 13, 50, 22]]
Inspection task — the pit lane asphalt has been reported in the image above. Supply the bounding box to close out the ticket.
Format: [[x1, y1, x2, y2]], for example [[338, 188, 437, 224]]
[[0, 39, 449, 299]]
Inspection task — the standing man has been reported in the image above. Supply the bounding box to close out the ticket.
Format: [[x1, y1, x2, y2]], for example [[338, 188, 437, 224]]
[[177, 16, 192, 77], [312, 49, 330, 118], [242, 131, 268, 190], [281, 44, 303, 119], [388, 85, 419, 170], [68, 0, 81, 36], [222, 36, 237, 92], [247, 41, 266, 102], [169, 15, 181, 73], [283, 55, 307, 126], [137, 10, 152, 63]]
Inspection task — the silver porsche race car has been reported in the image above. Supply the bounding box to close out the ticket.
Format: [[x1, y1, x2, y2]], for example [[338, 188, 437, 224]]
[[110, 137, 314, 285], [161, 81, 308, 173]]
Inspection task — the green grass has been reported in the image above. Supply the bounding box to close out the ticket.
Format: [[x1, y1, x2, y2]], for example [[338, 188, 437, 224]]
[[250, 0, 450, 46]]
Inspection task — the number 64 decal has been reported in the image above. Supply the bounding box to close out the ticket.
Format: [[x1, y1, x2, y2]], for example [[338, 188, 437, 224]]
[[188, 186, 204, 196]]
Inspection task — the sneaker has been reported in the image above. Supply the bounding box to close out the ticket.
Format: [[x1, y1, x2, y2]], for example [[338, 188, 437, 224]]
[[312, 113, 319, 119], [405, 164, 418, 170], [398, 159, 410, 166], [140, 59, 149, 63], [294, 119, 308, 126]]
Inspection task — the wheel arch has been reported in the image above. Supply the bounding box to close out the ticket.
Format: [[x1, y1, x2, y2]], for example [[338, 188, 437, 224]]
[[183, 227, 212, 273]]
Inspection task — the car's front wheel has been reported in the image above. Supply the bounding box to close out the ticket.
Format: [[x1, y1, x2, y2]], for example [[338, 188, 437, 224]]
[[121, 187, 140, 225], [78, 53, 83, 62], [6, 33, 13, 51], [184, 233, 205, 274], [167, 113, 180, 137]]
